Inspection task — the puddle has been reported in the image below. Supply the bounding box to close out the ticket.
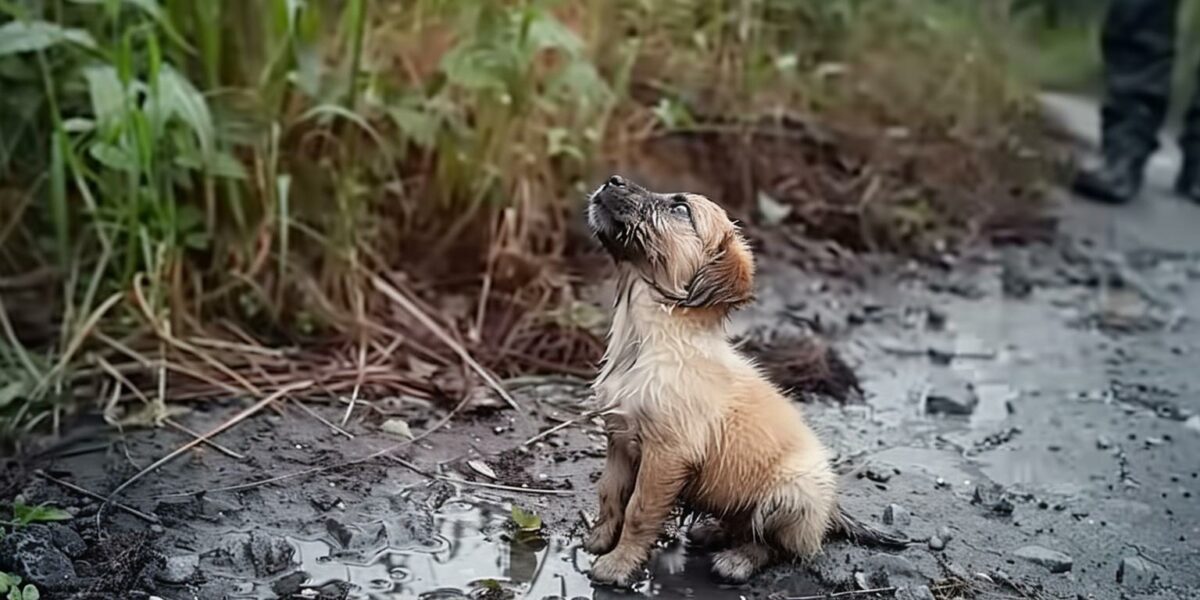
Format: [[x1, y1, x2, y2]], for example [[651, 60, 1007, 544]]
[[246, 495, 761, 600]]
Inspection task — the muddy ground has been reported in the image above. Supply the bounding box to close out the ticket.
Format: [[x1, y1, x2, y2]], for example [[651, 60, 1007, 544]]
[[3, 95, 1200, 600]]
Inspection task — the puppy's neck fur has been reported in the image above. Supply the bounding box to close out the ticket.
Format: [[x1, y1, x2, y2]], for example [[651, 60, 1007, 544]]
[[595, 266, 734, 398]]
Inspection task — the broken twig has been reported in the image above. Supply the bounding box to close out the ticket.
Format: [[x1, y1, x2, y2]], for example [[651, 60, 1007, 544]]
[[372, 274, 519, 411], [105, 380, 313, 505], [35, 470, 160, 524]]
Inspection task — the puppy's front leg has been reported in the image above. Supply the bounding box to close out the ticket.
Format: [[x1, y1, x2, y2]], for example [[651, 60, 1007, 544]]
[[585, 431, 638, 555], [589, 447, 687, 587]]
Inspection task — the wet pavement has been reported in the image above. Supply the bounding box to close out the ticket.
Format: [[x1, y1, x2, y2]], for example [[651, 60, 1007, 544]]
[[3, 94, 1200, 599]]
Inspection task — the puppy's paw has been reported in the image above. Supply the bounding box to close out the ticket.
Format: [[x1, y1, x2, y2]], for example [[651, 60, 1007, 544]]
[[589, 550, 644, 587], [711, 545, 769, 583], [584, 521, 619, 555], [687, 521, 728, 550]]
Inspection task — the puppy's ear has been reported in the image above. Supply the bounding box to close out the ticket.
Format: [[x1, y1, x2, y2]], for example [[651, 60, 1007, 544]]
[[680, 232, 755, 309]]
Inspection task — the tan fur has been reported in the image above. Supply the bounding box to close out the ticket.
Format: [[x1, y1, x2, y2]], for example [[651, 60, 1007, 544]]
[[584, 178, 837, 586]]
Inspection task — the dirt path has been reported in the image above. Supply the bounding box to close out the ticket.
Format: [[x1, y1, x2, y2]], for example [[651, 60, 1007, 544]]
[[3, 95, 1199, 600]]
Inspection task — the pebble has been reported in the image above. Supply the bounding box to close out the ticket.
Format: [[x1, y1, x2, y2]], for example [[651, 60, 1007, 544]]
[[1116, 556, 1158, 590], [859, 553, 926, 589], [972, 484, 1014, 514], [0, 524, 77, 589], [895, 585, 937, 600], [936, 526, 953, 542], [928, 536, 945, 551], [1012, 545, 1073, 573], [925, 371, 979, 416], [883, 504, 911, 527], [1097, 435, 1113, 450], [865, 465, 892, 483], [1185, 415, 1200, 433], [157, 554, 200, 584]]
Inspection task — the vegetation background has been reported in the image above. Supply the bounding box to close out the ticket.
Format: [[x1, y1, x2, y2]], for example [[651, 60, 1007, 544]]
[[0, 0, 1196, 444]]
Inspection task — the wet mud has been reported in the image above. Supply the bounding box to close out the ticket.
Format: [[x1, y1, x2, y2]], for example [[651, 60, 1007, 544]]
[[4, 96, 1200, 600]]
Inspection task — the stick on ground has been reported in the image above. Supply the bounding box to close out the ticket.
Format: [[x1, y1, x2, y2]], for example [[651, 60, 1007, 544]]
[[105, 380, 313, 506], [35, 470, 160, 524]]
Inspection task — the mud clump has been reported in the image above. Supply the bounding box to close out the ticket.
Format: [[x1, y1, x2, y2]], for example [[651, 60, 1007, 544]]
[[739, 334, 862, 403], [0, 524, 79, 589], [206, 531, 295, 577], [1013, 545, 1073, 573]]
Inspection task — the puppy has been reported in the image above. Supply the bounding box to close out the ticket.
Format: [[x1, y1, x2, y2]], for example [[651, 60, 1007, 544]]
[[583, 175, 838, 586]]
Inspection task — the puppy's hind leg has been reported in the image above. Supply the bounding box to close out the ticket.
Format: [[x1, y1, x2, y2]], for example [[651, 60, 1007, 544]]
[[712, 541, 773, 583], [757, 469, 836, 562]]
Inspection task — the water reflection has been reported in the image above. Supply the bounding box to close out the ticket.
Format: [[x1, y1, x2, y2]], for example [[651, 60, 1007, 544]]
[[284, 494, 747, 599]]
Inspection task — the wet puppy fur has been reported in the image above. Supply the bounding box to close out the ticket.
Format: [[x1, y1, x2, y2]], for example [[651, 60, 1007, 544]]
[[584, 175, 838, 585]]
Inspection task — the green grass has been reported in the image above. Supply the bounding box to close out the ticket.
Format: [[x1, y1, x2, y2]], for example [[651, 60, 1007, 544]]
[[0, 0, 1053, 442]]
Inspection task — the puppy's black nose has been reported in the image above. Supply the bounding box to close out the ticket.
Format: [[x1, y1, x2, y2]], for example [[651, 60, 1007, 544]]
[[606, 175, 626, 188]]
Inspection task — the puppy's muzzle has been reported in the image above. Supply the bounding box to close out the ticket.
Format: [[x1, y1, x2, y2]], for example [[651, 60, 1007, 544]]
[[588, 175, 642, 236]]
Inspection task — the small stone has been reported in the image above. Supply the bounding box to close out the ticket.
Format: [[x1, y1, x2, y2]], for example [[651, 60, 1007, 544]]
[[150, 524, 165, 534], [925, 372, 979, 416], [935, 477, 948, 488], [45, 523, 86, 558], [157, 554, 200, 584], [936, 526, 953, 542], [859, 553, 925, 589], [271, 571, 307, 597], [1013, 545, 1073, 573], [1097, 435, 1113, 450], [882, 504, 911, 527], [0, 525, 76, 589], [972, 484, 1014, 515], [865, 466, 892, 483], [1116, 556, 1157, 590], [895, 585, 937, 600], [928, 536, 945, 551], [1185, 415, 1200, 433]]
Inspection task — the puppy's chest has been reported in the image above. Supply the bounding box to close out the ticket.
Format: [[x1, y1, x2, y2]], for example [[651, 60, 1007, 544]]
[[597, 351, 715, 417]]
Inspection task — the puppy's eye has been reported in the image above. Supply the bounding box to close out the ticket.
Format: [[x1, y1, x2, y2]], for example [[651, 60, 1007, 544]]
[[670, 201, 691, 219]]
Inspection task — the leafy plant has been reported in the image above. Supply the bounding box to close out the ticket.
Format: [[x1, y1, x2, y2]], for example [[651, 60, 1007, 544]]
[[509, 505, 542, 532], [11, 501, 72, 526], [0, 572, 40, 600]]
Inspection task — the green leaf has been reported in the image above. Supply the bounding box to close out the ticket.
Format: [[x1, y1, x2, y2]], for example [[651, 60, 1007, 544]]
[[157, 65, 215, 159], [89, 141, 138, 172], [61, 118, 95, 133], [67, 0, 192, 51], [388, 105, 439, 149], [0, 20, 96, 56], [174, 149, 248, 179], [510, 506, 541, 532], [21, 584, 38, 600], [525, 11, 583, 54], [13, 502, 72, 526], [0, 571, 17, 593], [83, 65, 126, 130], [0, 381, 25, 409]]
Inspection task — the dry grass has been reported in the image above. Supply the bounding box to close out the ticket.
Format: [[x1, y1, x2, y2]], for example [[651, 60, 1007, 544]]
[[0, 0, 1056, 444]]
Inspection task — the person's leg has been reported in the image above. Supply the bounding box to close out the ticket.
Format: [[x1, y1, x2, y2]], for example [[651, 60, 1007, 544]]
[[1178, 47, 1200, 202], [1075, 0, 1180, 203]]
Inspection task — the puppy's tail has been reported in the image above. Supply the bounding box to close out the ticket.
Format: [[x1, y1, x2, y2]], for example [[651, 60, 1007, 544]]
[[828, 504, 911, 548]]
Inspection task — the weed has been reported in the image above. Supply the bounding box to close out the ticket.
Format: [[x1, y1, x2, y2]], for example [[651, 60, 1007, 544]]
[[0, 572, 40, 600], [0, 0, 1055, 440]]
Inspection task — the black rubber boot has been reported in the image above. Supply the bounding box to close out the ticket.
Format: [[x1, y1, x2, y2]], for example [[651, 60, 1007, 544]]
[[1177, 154, 1200, 203], [1080, 0, 1180, 205], [1073, 154, 1147, 204]]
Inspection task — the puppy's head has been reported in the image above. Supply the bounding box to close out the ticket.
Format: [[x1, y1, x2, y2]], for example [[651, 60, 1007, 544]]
[[587, 175, 754, 312]]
